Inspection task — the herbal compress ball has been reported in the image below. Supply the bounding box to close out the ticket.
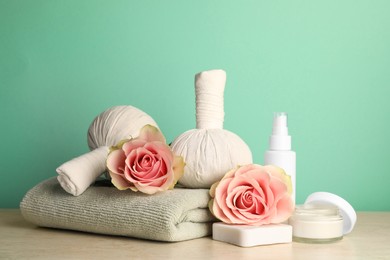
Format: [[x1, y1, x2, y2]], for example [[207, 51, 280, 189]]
[[171, 70, 253, 188]]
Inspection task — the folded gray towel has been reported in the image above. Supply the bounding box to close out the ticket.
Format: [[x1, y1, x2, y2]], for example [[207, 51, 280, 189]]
[[20, 178, 215, 242]]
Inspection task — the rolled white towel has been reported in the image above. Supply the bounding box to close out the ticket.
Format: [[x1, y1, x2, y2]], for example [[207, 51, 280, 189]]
[[56, 146, 108, 196]]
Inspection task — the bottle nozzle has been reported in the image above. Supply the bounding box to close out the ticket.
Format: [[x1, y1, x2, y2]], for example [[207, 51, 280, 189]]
[[272, 112, 289, 135], [269, 112, 291, 150]]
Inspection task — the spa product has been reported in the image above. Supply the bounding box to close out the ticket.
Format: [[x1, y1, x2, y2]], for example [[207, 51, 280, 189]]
[[305, 192, 357, 235], [289, 192, 357, 243], [264, 112, 296, 202], [289, 203, 343, 243], [213, 223, 292, 247], [56, 106, 158, 196], [170, 69, 253, 188]]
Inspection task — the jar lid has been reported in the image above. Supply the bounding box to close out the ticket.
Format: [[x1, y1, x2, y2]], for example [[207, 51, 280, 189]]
[[304, 192, 357, 235]]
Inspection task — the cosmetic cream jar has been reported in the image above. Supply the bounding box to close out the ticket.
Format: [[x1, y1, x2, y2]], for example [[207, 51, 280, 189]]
[[289, 192, 357, 243], [289, 204, 343, 243]]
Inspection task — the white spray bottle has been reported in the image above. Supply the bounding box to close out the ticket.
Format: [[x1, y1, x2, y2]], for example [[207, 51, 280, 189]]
[[264, 112, 296, 203]]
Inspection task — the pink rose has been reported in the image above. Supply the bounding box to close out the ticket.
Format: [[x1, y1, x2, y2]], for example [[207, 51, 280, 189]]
[[209, 164, 294, 225], [106, 124, 185, 194]]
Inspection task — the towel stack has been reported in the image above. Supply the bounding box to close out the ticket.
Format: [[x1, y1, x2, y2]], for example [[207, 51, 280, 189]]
[[20, 178, 215, 242]]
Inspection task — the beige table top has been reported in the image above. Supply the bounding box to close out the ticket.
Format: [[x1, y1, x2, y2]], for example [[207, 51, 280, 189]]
[[1, 209, 389, 259]]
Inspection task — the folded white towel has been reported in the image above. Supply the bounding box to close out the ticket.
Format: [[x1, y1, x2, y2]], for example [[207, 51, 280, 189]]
[[20, 178, 215, 242]]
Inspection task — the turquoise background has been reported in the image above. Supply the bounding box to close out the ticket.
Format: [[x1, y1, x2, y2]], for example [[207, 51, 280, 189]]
[[1, 0, 389, 210]]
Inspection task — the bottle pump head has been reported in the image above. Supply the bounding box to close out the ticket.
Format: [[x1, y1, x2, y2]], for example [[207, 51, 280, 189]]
[[269, 112, 291, 150]]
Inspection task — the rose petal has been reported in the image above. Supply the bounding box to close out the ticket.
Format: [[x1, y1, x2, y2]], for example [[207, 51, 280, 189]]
[[144, 160, 163, 179], [235, 188, 253, 209], [214, 178, 231, 206], [233, 164, 259, 178], [209, 181, 219, 198], [212, 198, 233, 223], [264, 165, 292, 195], [216, 179, 248, 223], [137, 171, 166, 186], [269, 178, 288, 201], [106, 149, 126, 175], [270, 194, 294, 223], [124, 164, 135, 182], [137, 124, 166, 143], [145, 142, 173, 167], [169, 155, 185, 189], [242, 171, 270, 203], [125, 148, 154, 180], [209, 198, 234, 223], [213, 178, 237, 223], [131, 160, 161, 181], [134, 151, 155, 173], [129, 186, 139, 192], [110, 172, 133, 190], [109, 139, 131, 152], [134, 182, 166, 194], [227, 186, 259, 223], [122, 139, 146, 156]]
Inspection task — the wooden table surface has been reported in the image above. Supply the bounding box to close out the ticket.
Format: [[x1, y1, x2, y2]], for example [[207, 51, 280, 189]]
[[1, 210, 389, 259]]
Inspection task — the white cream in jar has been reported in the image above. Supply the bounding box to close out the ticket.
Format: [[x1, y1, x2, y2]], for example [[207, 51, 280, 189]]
[[289, 203, 344, 243]]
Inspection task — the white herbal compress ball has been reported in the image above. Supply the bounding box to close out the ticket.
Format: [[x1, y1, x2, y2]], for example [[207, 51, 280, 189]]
[[171, 69, 253, 188], [56, 105, 158, 196]]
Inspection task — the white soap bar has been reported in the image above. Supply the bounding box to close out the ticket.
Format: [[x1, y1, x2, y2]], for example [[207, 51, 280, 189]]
[[212, 222, 292, 247]]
